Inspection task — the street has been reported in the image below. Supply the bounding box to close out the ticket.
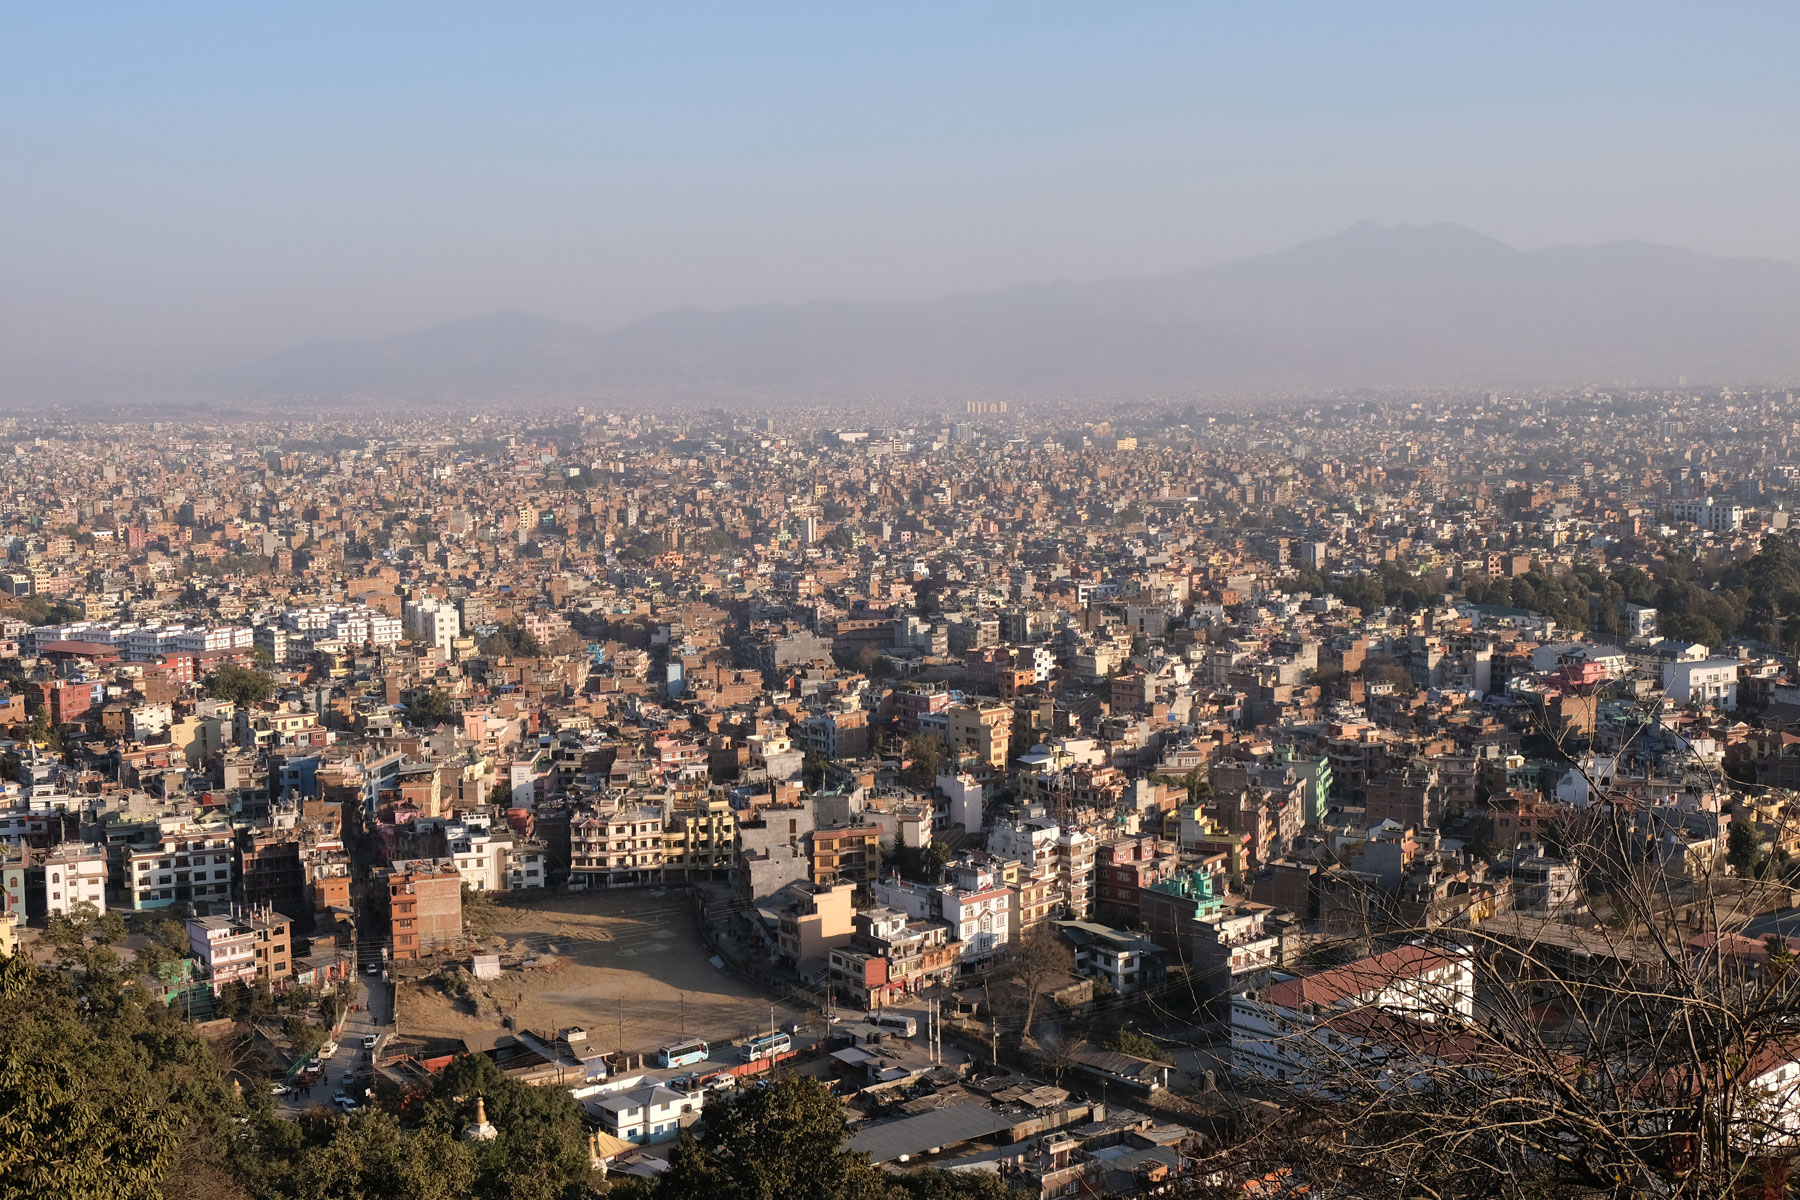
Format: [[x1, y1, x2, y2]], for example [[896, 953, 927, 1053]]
[[274, 969, 393, 1117]]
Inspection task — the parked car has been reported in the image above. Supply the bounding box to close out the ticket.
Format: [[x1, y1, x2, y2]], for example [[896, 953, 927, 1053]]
[[333, 1092, 358, 1112], [269, 1082, 291, 1097]]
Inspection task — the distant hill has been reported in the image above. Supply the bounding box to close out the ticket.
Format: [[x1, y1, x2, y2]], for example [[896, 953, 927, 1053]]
[[564, 222, 1800, 394], [14, 223, 1800, 406]]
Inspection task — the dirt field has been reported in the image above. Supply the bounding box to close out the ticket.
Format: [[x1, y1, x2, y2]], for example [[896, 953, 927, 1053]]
[[395, 890, 801, 1059]]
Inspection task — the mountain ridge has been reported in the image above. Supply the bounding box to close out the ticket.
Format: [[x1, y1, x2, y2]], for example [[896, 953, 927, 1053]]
[[8, 223, 1800, 406]]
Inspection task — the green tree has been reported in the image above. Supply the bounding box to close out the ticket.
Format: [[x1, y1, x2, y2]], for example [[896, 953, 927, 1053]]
[[408, 1053, 595, 1200], [0, 950, 241, 1200], [654, 1075, 888, 1200], [891, 1171, 1020, 1199], [1727, 819, 1762, 877], [1104, 1026, 1171, 1063], [288, 1111, 477, 1200], [901, 734, 948, 789], [406, 688, 455, 725], [479, 623, 542, 658], [206, 663, 275, 707]]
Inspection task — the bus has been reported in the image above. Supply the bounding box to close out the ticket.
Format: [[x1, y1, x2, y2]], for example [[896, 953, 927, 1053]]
[[868, 1013, 917, 1037], [740, 1032, 792, 1063], [657, 1038, 709, 1068]]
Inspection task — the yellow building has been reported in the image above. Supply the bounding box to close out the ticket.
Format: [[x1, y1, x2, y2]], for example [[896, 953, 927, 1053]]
[[664, 795, 736, 880], [774, 880, 855, 965], [946, 701, 1013, 772]]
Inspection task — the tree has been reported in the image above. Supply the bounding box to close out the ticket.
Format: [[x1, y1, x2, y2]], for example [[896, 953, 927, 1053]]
[[318, 989, 349, 1030], [406, 688, 455, 726], [288, 1111, 477, 1200], [206, 664, 275, 707], [479, 623, 542, 659], [1006, 924, 1076, 1039], [1103, 1026, 1169, 1063], [901, 734, 948, 789], [1727, 818, 1763, 877], [407, 1053, 596, 1200], [653, 1075, 889, 1200], [0, 951, 240, 1200]]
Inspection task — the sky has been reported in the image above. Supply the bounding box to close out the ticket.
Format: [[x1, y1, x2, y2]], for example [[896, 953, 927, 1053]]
[[4, 2, 1799, 372]]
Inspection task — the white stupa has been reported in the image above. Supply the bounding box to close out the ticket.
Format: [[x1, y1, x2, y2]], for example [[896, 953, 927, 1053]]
[[465, 1095, 497, 1142]]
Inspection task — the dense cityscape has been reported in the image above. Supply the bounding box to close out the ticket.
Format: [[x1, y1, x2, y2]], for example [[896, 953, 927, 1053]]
[[4, 387, 1800, 1197]]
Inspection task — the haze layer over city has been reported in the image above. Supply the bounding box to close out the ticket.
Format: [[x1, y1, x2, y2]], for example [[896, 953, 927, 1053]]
[[5, 7, 1800, 1200]]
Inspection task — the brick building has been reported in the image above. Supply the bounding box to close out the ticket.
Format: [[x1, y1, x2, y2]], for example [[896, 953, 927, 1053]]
[[378, 858, 463, 961]]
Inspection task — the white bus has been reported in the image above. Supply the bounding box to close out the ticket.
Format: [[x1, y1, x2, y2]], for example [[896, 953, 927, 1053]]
[[868, 1013, 917, 1037], [657, 1038, 709, 1068], [740, 1032, 792, 1062]]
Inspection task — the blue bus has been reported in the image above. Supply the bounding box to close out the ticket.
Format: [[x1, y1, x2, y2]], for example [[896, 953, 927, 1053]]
[[657, 1038, 709, 1068], [740, 1032, 791, 1063]]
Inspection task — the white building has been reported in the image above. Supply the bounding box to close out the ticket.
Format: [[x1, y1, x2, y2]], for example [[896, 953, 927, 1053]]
[[277, 604, 404, 648], [125, 822, 234, 913], [1671, 495, 1744, 533], [1230, 943, 1476, 1091], [988, 816, 1096, 918], [508, 843, 547, 890], [404, 598, 463, 655], [445, 819, 511, 893], [871, 861, 1012, 966], [1663, 659, 1739, 709], [40, 845, 107, 918], [937, 772, 986, 835], [187, 914, 258, 991], [592, 1082, 703, 1144]]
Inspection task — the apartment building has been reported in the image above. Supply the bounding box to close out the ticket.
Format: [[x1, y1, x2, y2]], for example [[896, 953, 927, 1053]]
[[1054, 920, 1168, 996], [662, 795, 735, 880], [797, 706, 871, 760], [828, 905, 957, 1009], [811, 824, 881, 887], [507, 841, 548, 890], [125, 823, 235, 913], [445, 819, 511, 893], [1095, 835, 1177, 922], [187, 909, 293, 992], [378, 858, 463, 961], [1663, 659, 1740, 709], [1229, 943, 1476, 1090], [569, 804, 666, 890], [403, 597, 462, 654], [872, 861, 1012, 967], [40, 844, 107, 918], [772, 880, 856, 965], [236, 828, 307, 917], [946, 700, 1013, 771]]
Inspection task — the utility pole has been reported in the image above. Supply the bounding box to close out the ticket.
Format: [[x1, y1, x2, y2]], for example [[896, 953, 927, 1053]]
[[983, 980, 998, 1067]]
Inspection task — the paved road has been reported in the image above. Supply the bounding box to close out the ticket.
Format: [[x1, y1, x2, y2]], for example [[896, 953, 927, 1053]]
[[275, 970, 393, 1117]]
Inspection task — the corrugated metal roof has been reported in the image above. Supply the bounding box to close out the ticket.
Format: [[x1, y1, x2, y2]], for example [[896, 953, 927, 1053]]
[[845, 1100, 1014, 1163]]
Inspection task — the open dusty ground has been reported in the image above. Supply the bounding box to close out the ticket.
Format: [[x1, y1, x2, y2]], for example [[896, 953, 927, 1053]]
[[396, 890, 800, 1059]]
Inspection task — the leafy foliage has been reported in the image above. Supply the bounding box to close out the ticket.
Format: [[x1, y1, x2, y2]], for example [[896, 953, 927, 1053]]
[[1337, 536, 1800, 653], [405, 688, 455, 725], [0, 951, 240, 1200], [478, 623, 542, 658], [1103, 1026, 1170, 1063], [653, 1075, 888, 1200], [206, 664, 276, 707]]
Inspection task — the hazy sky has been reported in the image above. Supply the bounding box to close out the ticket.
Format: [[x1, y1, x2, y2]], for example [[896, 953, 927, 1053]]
[[4, 2, 1798, 371]]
